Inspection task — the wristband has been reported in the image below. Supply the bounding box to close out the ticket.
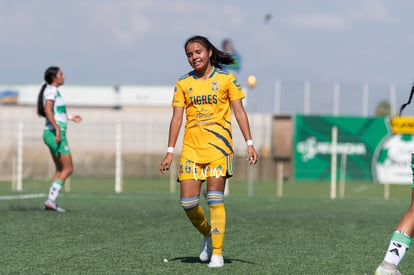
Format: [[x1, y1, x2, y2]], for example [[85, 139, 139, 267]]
[[67, 115, 72, 120], [167, 147, 174, 153], [246, 140, 254, 146]]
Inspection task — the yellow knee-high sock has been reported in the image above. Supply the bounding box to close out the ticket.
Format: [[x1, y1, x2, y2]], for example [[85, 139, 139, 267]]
[[207, 191, 226, 256], [185, 205, 211, 237]]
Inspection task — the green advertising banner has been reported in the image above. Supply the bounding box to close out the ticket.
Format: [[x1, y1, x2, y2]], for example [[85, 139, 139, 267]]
[[294, 115, 390, 181]]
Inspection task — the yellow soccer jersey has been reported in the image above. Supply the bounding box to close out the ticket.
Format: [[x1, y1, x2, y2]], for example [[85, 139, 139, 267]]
[[172, 67, 245, 163]]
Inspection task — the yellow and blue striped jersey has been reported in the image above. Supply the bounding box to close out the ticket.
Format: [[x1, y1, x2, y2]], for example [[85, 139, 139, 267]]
[[172, 67, 245, 163]]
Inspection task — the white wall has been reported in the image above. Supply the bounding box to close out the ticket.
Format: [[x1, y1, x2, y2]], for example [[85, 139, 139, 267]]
[[0, 84, 174, 107]]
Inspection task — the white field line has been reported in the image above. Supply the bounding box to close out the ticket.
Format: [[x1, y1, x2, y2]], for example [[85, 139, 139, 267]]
[[353, 185, 369, 193], [0, 193, 47, 200]]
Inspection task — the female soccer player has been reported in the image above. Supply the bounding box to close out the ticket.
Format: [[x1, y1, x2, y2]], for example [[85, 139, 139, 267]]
[[37, 66, 82, 212], [159, 35, 258, 268], [375, 85, 414, 275]]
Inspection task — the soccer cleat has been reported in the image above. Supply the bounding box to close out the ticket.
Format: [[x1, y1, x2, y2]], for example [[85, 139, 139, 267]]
[[375, 261, 401, 275], [44, 200, 66, 212], [199, 236, 212, 262], [208, 254, 224, 268]]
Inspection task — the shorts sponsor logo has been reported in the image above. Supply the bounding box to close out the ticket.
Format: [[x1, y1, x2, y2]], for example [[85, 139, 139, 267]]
[[185, 161, 225, 180]]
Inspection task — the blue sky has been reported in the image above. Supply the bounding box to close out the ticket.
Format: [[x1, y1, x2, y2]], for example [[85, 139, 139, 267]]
[[1, 0, 413, 94]]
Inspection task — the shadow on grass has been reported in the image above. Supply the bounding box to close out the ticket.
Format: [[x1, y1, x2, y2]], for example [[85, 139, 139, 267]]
[[9, 205, 45, 211], [7, 203, 73, 213], [168, 256, 256, 265]]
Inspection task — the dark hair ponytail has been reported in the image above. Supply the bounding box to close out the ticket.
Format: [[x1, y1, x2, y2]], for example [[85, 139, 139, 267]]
[[37, 83, 47, 117], [399, 84, 414, 116], [37, 66, 60, 117], [184, 35, 235, 69]]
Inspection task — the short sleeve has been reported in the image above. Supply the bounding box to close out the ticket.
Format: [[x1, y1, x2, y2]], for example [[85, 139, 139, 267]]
[[172, 81, 186, 107], [227, 73, 245, 101], [44, 86, 57, 101]]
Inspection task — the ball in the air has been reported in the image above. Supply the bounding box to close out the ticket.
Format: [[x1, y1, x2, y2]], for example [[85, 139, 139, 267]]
[[247, 75, 257, 88]]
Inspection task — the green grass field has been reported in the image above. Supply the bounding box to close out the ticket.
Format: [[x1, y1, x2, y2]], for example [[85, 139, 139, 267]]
[[1, 178, 414, 274]]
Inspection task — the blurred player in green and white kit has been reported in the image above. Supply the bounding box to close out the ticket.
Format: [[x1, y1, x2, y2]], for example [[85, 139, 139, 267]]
[[36, 66, 82, 212]]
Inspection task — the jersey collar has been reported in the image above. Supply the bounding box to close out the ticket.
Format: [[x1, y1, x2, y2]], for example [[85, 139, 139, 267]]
[[190, 67, 217, 80]]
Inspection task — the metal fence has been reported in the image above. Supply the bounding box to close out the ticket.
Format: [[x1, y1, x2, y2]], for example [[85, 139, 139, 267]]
[[0, 106, 272, 183], [247, 80, 414, 116], [1, 79, 412, 186]]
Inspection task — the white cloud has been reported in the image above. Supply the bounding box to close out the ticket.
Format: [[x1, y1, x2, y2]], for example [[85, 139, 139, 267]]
[[347, 0, 398, 24], [286, 13, 351, 31]]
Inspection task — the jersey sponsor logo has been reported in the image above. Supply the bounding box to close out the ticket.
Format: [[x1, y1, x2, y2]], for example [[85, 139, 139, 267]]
[[196, 121, 214, 126], [196, 109, 213, 119]]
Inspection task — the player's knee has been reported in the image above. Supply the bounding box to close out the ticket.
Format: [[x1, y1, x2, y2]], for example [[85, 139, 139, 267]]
[[206, 191, 224, 206], [180, 196, 200, 211], [62, 165, 73, 178], [68, 166, 74, 176]]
